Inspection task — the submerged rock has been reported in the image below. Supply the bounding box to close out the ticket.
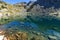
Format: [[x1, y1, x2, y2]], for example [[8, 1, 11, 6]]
[[48, 35, 58, 40], [45, 30, 60, 40]]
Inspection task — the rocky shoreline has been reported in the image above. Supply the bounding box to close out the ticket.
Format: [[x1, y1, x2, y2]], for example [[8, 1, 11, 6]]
[[0, 21, 59, 40]]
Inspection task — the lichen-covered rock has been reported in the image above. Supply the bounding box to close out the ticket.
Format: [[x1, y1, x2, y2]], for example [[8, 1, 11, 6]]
[[4, 31, 48, 40], [4, 32, 28, 40], [30, 36, 48, 40]]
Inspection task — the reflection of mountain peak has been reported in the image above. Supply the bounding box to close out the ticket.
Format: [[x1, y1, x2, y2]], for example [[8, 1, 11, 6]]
[[36, 0, 60, 8]]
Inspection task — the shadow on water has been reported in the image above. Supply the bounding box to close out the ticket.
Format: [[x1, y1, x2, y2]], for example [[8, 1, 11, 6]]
[[26, 16, 60, 32], [4, 20, 41, 33]]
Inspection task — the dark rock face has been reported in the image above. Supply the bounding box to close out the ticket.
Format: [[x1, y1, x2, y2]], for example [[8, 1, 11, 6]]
[[26, 0, 59, 18], [36, 0, 60, 8]]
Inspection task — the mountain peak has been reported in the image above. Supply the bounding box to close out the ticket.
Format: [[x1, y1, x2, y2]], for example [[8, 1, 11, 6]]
[[36, 0, 60, 8]]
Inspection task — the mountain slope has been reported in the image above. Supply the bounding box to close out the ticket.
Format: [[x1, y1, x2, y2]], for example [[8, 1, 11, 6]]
[[36, 0, 60, 8]]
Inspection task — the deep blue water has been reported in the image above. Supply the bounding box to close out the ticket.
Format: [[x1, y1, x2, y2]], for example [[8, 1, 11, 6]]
[[4, 21, 41, 33]]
